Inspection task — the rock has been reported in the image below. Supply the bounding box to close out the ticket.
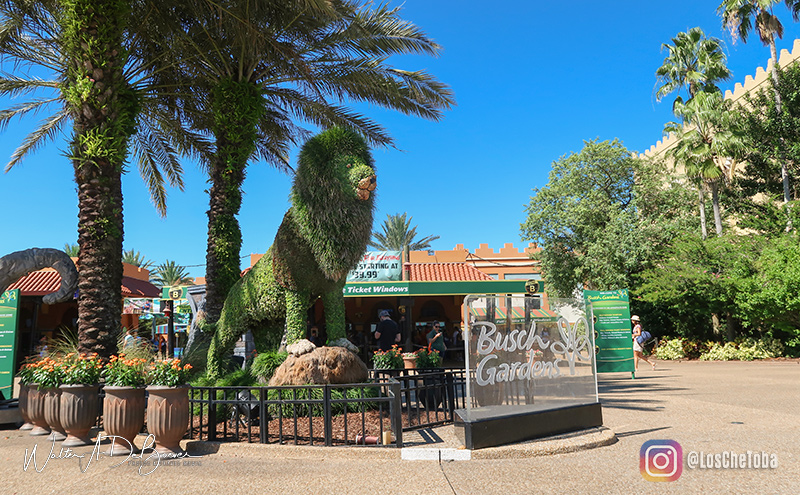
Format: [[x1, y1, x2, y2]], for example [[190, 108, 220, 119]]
[[328, 338, 358, 354], [286, 339, 316, 357], [269, 346, 368, 386]]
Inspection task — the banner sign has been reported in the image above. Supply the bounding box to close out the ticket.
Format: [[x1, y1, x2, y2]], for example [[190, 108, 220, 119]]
[[346, 251, 402, 282], [583, 289, 634, 373], [123, 298, 156, 314], [0, 290, 20, 400]]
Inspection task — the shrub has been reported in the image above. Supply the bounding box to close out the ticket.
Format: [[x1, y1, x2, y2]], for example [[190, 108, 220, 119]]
[[251, 351, 288, 382], [61, 353, 103, 385], [414, 347, 442, 368], [653, 338, 686, 360], [266, 385, 380, 418], [147, 358, 193, 387], [372, 346, 403, 369], [103, 355, 147, 387], [699, 337, 784, 361], [699, 342, 740, 361]]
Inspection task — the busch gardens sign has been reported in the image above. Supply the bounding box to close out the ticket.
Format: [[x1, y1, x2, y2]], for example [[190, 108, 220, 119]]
[[463, 294, 598, 415]]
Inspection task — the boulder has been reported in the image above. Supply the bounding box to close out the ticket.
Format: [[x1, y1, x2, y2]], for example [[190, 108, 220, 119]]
[[328, 338, 359, 354], [269, 346, 368, 386], [286, 339, 316, 357]]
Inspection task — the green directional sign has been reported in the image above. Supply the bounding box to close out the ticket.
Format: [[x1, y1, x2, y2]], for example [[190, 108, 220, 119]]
[[0, 290, 20, 400], [584, 289, 634, 374]]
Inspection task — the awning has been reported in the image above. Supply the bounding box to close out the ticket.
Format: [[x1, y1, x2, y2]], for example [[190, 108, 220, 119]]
[[343, 279, 543, 297]]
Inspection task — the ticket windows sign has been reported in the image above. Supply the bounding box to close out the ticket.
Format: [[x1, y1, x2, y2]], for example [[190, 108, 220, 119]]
[[346, 251, 402, 282], [456, 294, 602, 449]]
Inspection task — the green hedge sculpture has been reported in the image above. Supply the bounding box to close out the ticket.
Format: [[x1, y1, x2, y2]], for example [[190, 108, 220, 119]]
[[207, 128, 376, 378]]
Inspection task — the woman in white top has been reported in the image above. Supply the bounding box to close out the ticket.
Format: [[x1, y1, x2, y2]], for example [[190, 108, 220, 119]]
[[631, 315, 656, 371]]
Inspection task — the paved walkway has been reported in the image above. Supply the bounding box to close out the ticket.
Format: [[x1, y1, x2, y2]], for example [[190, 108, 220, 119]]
[[1, 360, 798, 494]]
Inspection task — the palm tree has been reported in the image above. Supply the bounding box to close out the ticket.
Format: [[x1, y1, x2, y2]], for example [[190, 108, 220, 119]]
[[718, 0, 800, 204], [150, 260, 193, 288], [122, 249, 154, 270], [0, 0, 187, 358], [369, 213, 440, 252], [656, 27, 732, 106], [63, 243, 79, 257], [153, 1, 455, 323], [665, 91, 746, 237]]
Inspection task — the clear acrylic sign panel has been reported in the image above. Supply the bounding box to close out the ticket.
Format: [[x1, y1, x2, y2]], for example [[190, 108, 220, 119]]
[[462, 294, 598, 421]]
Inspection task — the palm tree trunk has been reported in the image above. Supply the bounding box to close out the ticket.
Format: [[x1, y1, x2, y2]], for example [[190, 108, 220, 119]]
[[61, 0, 133, 359], [769, 39, 792, 206], [698, 186, 708, 240], [710, 180, 723, 236], [204, 79, 262, 323], [204, 150, 244, 324]]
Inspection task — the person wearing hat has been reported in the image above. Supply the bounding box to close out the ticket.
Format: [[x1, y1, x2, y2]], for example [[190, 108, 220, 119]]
[[374, 309, 400, 351], [631, 315, 656, 371]]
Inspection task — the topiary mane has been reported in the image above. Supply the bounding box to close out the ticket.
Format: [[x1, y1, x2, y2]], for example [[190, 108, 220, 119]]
[[206, 128, 376, 378]]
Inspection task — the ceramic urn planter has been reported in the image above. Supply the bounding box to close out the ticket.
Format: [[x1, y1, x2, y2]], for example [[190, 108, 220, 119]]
[[43, 387, 67, 442], [103, 386, 146, 456], [18, 383, 34, 431], [146, 385, 189, 455], [27, 385, 51, 436], [59, 384, 100, 447]]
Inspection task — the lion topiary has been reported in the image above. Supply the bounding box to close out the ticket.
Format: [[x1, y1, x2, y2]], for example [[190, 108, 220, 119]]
[[206, 128, 377, 378]]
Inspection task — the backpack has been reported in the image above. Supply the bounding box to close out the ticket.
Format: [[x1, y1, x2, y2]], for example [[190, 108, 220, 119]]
[[636, 330, 653, 344]]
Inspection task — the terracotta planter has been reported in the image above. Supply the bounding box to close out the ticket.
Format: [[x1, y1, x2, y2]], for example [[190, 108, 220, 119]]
[[103, 386, 146, 456], [27, 385, 51, 436], [18, 383, 34, 431], [146, 385, 189, 455], [59, 384, 100, 447], [402, 357, 417, 370], [43, 387, 67, 442]]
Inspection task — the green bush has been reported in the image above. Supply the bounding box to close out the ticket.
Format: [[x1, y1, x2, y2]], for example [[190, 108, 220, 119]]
[[251, 351, 288, 382], [698, 337, 783, 361], [653, 338, 686, 360], [266, 385, 380, 418], [699, 342, 740, 361]]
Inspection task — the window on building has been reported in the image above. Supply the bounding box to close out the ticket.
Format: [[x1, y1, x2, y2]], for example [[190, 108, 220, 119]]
[[504, 273, 541, 280]]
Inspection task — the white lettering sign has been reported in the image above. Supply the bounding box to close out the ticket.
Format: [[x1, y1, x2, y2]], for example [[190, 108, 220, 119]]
[[473, 318, 591, 386]]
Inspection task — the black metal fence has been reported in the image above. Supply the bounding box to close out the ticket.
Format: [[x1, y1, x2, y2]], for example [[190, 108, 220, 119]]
[[185, 368, 466, 448]]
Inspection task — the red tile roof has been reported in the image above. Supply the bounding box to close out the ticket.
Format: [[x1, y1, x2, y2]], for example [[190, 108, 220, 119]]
[[408, 263, 494, 282], [8, 270, 161, 298]]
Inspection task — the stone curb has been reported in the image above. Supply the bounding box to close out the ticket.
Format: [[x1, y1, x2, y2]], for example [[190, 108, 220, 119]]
[[183, 426, 617, 461]]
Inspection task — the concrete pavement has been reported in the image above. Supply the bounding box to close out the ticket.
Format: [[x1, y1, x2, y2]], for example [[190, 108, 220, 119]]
[[1, 360, 798, 494]]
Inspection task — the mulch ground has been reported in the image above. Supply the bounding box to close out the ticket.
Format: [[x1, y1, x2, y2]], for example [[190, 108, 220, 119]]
[[187, 407, 451, 446]]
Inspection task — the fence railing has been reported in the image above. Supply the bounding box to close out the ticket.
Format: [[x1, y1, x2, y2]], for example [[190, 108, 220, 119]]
[[370, 368, 466, 431], [185, 368, 466, 447], [187, 380, 402, 447]]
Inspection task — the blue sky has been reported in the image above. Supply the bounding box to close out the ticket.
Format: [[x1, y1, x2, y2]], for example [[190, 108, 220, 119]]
[[3, 1, 800, 279]]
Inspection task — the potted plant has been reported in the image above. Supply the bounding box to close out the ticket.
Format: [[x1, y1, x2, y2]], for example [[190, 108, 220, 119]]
[[414, 348, 442, 370], [28, 357, 63, 437], [102, 354, 148, 456], [16, 361, 36, 431], [145, 358, 193, 454], [402, 352, 417, 370], [59, 353, 102, 447], [372, 346, 403, 370]]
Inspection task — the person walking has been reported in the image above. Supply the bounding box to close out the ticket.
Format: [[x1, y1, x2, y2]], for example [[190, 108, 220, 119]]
[[631, 315, 656, 371]]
